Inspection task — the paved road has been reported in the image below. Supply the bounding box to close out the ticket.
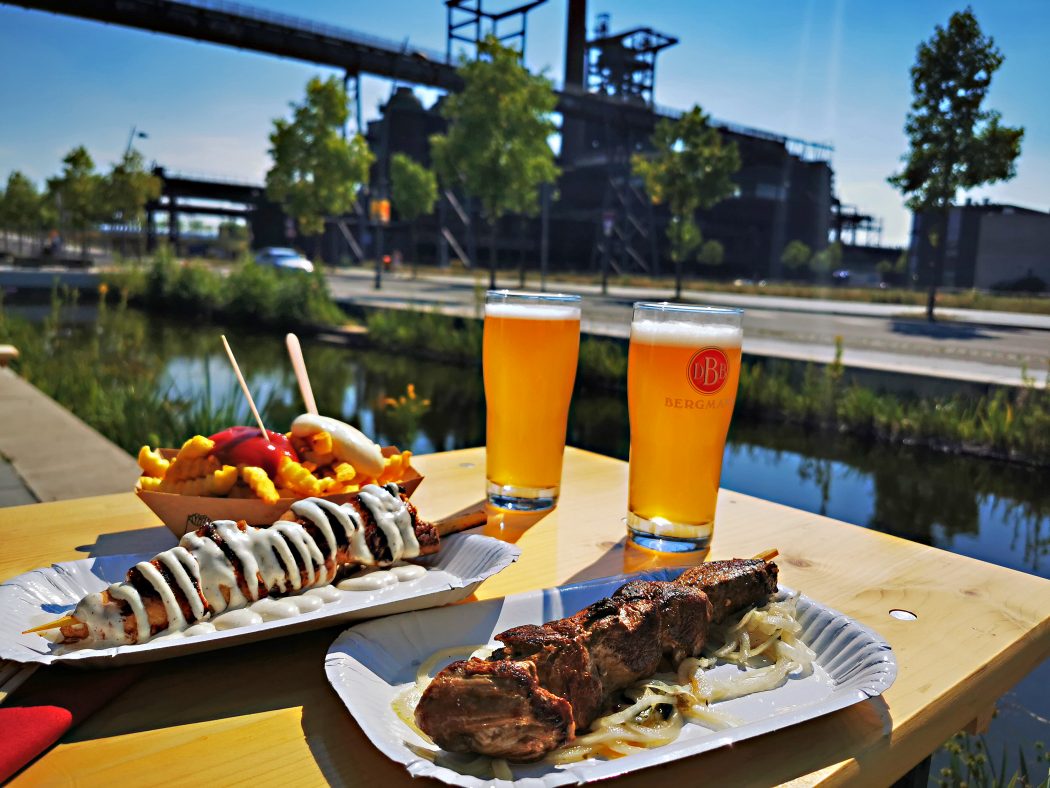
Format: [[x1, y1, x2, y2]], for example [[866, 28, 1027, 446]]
[[327, 269, 1050, 388]]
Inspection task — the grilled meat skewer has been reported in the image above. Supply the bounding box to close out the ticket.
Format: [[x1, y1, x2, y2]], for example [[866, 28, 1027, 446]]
[[415, 558, 779, 762], [44, 484, 437, 646]]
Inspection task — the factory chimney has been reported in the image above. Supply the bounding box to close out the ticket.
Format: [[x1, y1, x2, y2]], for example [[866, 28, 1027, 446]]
[[561, 0, 588, 164], [564, 0, 587, 90]]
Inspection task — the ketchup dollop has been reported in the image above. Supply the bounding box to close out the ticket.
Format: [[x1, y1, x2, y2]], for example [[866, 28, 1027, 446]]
[[207, 426, 298, 477]]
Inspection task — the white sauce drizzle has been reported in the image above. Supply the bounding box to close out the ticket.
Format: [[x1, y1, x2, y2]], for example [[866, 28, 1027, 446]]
[[212, 609, 263, 630], [304, 585, 342, 603], [338, 572, 399, 591], [69, 486, 425, 646]]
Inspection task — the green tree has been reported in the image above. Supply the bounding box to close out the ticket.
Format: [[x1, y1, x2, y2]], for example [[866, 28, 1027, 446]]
[[217, 220, 250, 258], [104, 148, 161, 257], [780, 240, 812, 277], [0, 171, 42, 256], [267, 76, 374, 255], [390, 152, 438, 278], [809, 241, 842, 280], [632, 106, 740, 299], [430, 35, 559, 289], [888, 7, 1023, 320], [697, 238, 724, 268], [47, 146, 104, 254]]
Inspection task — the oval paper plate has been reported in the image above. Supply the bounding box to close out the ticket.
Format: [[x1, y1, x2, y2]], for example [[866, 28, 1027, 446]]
[[325, 568, 897, 787]]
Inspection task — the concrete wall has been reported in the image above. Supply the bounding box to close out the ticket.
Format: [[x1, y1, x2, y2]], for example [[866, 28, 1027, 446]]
[[974, 211, 1050, 289]]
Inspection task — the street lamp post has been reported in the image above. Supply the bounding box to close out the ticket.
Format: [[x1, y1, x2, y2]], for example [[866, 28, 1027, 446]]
[[125, 126, 149, 157]]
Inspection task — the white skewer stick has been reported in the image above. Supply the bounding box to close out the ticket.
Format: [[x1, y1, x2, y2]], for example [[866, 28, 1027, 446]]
[[221, 335, 269, 438], [286, 333, 318, 415]]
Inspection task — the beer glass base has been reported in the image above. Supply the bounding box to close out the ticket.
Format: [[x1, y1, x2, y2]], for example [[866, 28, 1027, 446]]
[[487, 481, 559, 512], [627, 513, 711, 553]]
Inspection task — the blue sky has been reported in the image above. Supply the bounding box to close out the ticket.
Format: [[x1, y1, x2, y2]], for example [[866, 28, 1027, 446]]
[[1, 0, 1047, 246]]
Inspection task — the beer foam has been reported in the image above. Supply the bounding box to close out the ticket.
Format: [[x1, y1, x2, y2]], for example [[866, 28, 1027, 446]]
[[485, 302, 581, 320], [631, 319, 742, 347]]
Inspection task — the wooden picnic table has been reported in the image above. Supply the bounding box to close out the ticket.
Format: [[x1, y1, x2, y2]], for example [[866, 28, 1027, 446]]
[[3, 446, 1049, 787]]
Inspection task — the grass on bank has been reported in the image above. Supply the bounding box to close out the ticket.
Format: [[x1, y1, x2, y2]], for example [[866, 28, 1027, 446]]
[[104, 246, 348, 329], [364, 308, 1050, 465]]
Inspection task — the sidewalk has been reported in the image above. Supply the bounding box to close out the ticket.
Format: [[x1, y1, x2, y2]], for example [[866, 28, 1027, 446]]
[[329, 269, 1049, 389], [0, 454, 35, 507], [0, 367, 140, 505], [388, 270, 1050, 332]]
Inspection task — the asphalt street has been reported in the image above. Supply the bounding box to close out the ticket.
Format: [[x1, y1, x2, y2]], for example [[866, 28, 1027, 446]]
[[326, 268, 1050, 388]]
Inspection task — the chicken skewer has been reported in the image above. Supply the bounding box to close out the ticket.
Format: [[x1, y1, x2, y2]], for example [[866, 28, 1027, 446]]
[[26, 484, 459, 647], [415, 557, 780, 762]]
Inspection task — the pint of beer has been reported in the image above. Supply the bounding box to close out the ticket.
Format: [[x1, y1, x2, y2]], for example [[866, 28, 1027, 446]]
[[484, 291, 581, 510], [627, 303, 743, 552]]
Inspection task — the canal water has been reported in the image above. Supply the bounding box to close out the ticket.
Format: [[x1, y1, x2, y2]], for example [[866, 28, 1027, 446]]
[[8, 301, 1050, 778]]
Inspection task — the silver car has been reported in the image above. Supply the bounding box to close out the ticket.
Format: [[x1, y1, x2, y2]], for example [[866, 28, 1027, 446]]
[[254, 247, 314, 273]]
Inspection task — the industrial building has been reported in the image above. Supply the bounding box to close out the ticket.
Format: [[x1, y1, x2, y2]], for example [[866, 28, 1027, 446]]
[[909, 202, 1050, 291], [9, 0, 886, 279]]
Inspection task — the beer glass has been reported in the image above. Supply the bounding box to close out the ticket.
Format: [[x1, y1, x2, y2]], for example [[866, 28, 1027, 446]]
[[627, 302, 743, 552], [484, 290, 581, 511]]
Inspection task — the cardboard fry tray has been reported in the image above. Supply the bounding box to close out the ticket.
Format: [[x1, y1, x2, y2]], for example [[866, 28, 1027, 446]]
[[137, 446, 423, 537]]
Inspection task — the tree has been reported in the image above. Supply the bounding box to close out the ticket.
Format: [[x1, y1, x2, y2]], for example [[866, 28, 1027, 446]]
[[809, 241, 842, 280], [0, 171, 42, 255], [697, 239, 724, 268], [267, 76, 374, 256], [780, 240, 811, 277], [888, 7, 1023, 320], [47, 146, 104, 254], [632, 106, 740, 299], [104, 148, 161, 257], [390, 152, 438, 278], [430, 35, 559, 289]]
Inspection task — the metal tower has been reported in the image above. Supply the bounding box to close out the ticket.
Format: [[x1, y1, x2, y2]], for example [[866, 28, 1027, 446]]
[[445, 0, 547, 62]]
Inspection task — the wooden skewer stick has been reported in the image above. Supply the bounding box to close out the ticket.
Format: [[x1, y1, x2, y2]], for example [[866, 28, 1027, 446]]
[[435, 500, 488, 537], [753, 548, 780, 562], [286, 333, 318, 415], [221, 335, 269, 438], [22, 614, 77, 635]]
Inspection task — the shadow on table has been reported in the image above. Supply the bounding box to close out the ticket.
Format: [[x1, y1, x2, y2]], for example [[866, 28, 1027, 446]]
[[75, 526, 176, 560], [479, 505, 550, 544], [563, 538, 710, 586], [63, 626, 343, 743]]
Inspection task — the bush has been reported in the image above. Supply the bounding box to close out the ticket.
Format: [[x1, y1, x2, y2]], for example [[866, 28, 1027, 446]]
[[106, 251, 347, 329]]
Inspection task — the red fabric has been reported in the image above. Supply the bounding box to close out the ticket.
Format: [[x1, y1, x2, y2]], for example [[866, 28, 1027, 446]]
[[0, 706, 73, 781], [0, 665, 144, 782]]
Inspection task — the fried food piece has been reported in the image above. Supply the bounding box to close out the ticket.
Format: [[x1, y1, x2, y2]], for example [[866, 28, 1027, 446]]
[[166, 455, 220, 483], [276, 456, 324, 497], [174, 435, 215, 462], [377, 450, 412, 484], [241, 466, 280, 504], [137, 446, 170, 478], [332, 462, 357, 482], [140, 465, 238, 496], [310, 430, 334, 456]]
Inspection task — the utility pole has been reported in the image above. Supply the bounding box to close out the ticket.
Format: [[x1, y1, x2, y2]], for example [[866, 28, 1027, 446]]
[[125, 126, 148, 156]]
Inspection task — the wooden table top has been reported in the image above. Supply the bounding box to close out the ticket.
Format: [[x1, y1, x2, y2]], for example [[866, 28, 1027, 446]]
[[4, 446, 1049, 787]]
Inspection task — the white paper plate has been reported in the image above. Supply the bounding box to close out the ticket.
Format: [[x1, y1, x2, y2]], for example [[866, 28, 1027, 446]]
[[0, 533, 520, 668], [325, 567, 897, 787]]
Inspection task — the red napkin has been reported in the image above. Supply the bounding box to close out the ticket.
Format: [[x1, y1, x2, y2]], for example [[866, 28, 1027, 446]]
[[0, 665, 144, 782]]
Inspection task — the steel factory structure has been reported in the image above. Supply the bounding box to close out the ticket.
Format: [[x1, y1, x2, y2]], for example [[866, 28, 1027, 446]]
[[7, 0, 879, 278]]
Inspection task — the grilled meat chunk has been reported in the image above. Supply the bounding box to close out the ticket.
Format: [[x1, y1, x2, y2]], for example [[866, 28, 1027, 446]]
[[413, 658, 576, 761], [415, 558, 779, 761]]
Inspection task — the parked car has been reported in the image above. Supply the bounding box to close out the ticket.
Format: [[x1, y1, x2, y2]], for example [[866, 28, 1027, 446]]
[[254, 247, 314, 273]]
